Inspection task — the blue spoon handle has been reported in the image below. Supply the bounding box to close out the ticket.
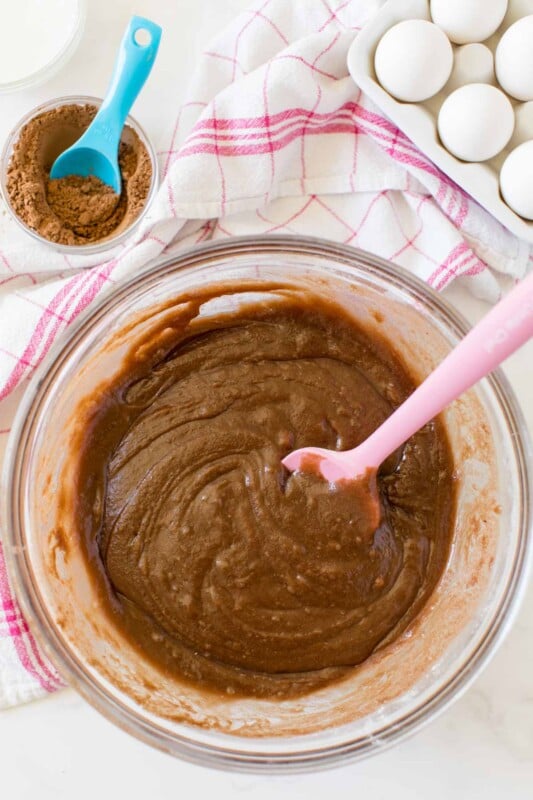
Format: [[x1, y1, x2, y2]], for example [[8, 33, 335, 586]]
[[88, 16, 162, 157]]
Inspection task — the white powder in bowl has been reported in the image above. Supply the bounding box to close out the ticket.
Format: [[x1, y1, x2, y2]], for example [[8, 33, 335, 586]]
[[0, 0, 83, 88]]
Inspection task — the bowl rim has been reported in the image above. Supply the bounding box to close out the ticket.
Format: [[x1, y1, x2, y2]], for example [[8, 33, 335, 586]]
[[2, 235, 532, 773], [0, 94, 159, 255], [0, 0, 87, 94]]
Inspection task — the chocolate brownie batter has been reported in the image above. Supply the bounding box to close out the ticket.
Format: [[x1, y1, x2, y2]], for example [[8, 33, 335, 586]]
[[72, 288, 456, 699]]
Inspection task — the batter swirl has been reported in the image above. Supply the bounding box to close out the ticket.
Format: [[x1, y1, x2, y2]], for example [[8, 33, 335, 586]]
[[74, 289, 455, 698]]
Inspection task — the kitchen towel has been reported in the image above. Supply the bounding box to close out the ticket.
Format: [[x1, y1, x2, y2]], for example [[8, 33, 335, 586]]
[[0, 0, 531, 708]]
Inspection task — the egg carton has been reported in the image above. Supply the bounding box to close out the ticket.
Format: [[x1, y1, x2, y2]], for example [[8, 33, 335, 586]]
[[348, 0, 533, 244]]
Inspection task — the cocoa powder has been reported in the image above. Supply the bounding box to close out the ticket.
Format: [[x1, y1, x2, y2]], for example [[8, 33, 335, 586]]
[[6, 103, 153, 246]]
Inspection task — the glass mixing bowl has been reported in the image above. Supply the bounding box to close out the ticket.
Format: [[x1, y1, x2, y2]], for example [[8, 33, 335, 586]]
[[2, 236, 531, 772], [0, 95, 159, 257]]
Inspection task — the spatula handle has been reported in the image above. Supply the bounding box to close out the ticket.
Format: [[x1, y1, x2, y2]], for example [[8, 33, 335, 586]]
[[358, 271, 533, 468]]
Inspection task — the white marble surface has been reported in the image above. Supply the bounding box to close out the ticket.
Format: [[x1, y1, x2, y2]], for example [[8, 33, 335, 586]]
[[0, 1, 531, 796]]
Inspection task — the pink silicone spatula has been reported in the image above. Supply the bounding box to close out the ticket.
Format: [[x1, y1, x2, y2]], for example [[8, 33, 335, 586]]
[[283, 271, 533, 482]]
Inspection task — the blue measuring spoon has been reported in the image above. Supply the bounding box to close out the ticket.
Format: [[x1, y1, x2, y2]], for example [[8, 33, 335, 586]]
[[50, 16, 162, 193]]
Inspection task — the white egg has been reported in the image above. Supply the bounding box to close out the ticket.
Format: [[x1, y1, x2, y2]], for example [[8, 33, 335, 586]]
[[438, 84, 514, 162], [375, 20, 453, 103], [500, 140, 533, 218], [496, 15, 533, 101], [447, 44, 495, 92], [431, 0, 508, 44]]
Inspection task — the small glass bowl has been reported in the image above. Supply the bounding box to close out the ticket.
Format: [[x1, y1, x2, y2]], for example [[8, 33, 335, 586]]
[[2, 236, 532, 772], [0, 95, 159, 257], [0, 1, 86, 94]]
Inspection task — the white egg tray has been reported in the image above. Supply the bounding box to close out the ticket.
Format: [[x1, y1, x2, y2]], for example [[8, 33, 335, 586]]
[[348, 0, 533, 244]]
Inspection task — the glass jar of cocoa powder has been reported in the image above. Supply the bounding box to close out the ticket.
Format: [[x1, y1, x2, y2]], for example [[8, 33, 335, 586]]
[[0, 95, 159, 258]]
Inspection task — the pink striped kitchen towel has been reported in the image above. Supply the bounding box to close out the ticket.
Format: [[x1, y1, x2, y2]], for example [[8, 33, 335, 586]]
[[0, 0, 530, 708]]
